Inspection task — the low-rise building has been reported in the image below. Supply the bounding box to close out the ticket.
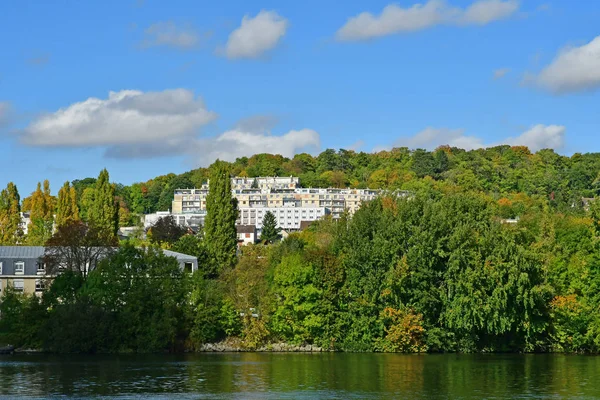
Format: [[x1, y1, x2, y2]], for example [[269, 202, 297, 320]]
[[0, 246, 198, 297], [236, 225, 257, 245]]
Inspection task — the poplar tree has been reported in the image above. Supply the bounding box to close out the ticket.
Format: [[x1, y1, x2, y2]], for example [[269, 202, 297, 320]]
[[204, 161, 238, 275], [0, 182, 22, 245], [26, 180, 55, 245], [88, 169, 118, 239], [56, 181, 80, 228]]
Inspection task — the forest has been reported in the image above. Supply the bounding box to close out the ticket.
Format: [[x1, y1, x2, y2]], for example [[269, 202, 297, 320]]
[[2, 145, 600, 353]]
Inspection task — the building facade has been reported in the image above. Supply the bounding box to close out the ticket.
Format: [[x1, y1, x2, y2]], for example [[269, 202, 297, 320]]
[[0, 246, 198, 297], [144, 176, 398, 236]]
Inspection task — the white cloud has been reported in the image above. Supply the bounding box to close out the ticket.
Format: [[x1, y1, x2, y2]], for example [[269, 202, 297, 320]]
[[20, 89, 217, 148], [18, 90, 320, 163], [224, 10, 288, 59], [461, 0, 519, 24], [493, 68, 510, 79], [532, 35, 600, 94], [336, 0, 519, 41], [142, 21, 201, 49], [378, 124, 565, 152], [193, 129, 320, 164], [503, 124, 565, 151]]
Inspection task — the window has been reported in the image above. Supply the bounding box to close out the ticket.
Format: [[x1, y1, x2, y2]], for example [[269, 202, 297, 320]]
[[0, 261, 2, 274], [35, 279, 45, 292], [245, 233, 251, 238], [37, 263, 45, 273], [184, 263, 193, 274], [13, 279, 24, 292], [15, 261, 24, 275]]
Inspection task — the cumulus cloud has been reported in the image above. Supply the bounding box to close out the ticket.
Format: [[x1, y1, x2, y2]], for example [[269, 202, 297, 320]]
[[530, 35, 600, 94], [224, 10, 288, 59], [336, 0, 519, 41], [192, 129, 320, 164], [379, 124, 565, 153], [504, 124, 565, 151], [141, 21, 202, 49], [19, 89, 217, 151]]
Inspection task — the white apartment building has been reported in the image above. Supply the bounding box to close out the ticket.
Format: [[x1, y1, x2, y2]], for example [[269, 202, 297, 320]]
[[145, 176, 394, 234], [237, 207, 329, 231]]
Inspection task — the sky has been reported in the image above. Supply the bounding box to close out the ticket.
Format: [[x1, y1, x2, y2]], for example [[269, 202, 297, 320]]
[[1, 0, 600, 194]]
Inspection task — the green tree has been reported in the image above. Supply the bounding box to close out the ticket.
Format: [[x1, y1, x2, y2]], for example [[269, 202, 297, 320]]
[[0, 182, 22, 245], [260, 211, 281, 243], [88, 169, 118, 239], [148, 216, 187, 245], [204, 161, 238, 275], [55, 181, 80, 228]]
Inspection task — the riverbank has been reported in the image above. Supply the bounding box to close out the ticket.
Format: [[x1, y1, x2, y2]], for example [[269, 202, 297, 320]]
[[198, 341, 330, 352]]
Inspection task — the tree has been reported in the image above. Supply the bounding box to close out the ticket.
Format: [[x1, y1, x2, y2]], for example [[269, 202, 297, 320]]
[[260, 211, 281, 243], [148, 216, 187, 245], [0, 182, 22, 245], [43, 220, 117, 280], [204, 161, 238, 274], [411, 149, 436, 178], [56, 181, 80, 228], [26, 180, 55, 245], [88, 169, 118, 239]]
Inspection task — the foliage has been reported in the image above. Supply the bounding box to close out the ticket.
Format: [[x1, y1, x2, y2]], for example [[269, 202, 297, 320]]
[[148, 216, 186, 245], [204, 161, 238, 275], [88, 169, 118, 239], [260, 211, 281, 243], [0, 182, 22, 245], [55, 181, 80, 228], [43, 220, 117, 279], [25, 180, 55, 245]]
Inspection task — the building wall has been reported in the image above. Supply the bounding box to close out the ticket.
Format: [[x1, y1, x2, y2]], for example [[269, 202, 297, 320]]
[[237, 207, 328, 231]]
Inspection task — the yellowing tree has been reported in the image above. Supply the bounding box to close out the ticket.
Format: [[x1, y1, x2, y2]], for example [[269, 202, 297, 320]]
[[0, 182, 22, 245], [26, 180, 55, 245], [55, 181, 80, 228]]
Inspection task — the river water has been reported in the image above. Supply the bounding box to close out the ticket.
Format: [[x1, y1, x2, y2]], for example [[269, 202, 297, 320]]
[[1, 353, 599, 399]]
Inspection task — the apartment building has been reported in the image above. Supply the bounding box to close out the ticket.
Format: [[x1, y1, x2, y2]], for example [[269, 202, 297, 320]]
[[237, 206, 329, 231], [151, 176, 391, 236]]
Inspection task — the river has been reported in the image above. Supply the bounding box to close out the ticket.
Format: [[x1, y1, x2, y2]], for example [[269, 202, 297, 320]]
[[1, 353, 599, 399]]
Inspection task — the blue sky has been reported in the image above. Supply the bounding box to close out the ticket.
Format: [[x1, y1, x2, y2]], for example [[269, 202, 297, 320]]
[[1, 0, 600, 194]]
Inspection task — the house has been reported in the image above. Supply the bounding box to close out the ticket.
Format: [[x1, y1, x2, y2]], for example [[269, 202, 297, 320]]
[[0, 246, 198, 297], [236, 225, 257, 245]]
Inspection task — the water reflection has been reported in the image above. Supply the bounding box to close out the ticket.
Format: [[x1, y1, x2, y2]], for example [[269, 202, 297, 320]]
[[1, 353, 599, 399]]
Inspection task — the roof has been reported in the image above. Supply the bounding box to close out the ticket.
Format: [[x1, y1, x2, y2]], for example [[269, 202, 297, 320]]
[[0, 246, 197, 263], [236, 225, 256, 234], [0, 246, 45, 259], [161, 249, 198, 262]]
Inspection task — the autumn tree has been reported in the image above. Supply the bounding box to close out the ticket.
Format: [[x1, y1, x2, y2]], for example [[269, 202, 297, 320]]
[[26, 180, 55, 245], [55, 181, 80, 228], [43, 220, 117, 280], [204, 161, 238, 275], [0, 182, 23, 245]]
